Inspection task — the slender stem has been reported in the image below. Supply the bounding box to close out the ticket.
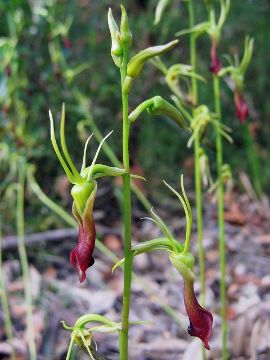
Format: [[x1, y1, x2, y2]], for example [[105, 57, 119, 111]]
[[213, 75, 228, 360], [188, 0, 205, 303], [17, 161, 37, 360], [188, 2, 206, 359], [0, 226, 16, 360], [119, 49, 133, 360], [243, 123, 262, 198]]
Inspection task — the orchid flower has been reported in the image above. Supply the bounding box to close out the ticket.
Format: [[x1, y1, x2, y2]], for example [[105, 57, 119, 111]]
[[187, 105, 233, 148], [113, 176, 213, 349], [49, 104, 126, 282], [218, 37, 254, 123]]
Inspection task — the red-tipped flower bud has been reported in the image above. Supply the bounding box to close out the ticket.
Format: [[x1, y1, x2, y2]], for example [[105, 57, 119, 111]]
[[70, 181, 97, 282], [210, 41, 222, 74], [234, 91, 249, 123]]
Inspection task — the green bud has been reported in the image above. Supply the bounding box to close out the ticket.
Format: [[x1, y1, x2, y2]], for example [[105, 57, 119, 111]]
[[148, 96, 189, 130], [71, 180, 96, 217], [108, 8, 123, 67], [154, 0, 171, 25], [120, 5, 132, 49], [127, 40, 178, 79]]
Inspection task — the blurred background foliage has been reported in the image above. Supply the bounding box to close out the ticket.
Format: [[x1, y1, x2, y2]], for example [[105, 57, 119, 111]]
[[0, 0, 269, 234]]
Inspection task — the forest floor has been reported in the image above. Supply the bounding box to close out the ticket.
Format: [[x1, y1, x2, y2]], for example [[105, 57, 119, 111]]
[[1, 184, 270, 360]]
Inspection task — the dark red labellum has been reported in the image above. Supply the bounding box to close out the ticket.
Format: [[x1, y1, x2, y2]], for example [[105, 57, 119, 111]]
[[209, 42, 222, 74], [184, 280, 213, 350], [234, 91, 249, 123], [70, 184, 97, 282]]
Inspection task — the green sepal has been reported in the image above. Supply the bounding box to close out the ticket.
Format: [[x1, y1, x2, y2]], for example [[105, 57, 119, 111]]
[[127, 40, 178, 79], [132, 237, 183, 255], [81, 164, 125, 180], [112, 237, 184, 272]]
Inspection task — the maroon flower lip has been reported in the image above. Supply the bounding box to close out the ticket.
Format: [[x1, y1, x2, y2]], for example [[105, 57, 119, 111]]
[[70, 184, 97, 282], [210, 42, 222, 74], [234, 91, 249, 123], [184, 280, 213, 350]]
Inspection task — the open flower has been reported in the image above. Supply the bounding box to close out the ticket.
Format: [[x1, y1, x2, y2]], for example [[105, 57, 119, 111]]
[[49, 104, 125, 281], [218, 37, 254, 123], [114, 176, 213, 349]]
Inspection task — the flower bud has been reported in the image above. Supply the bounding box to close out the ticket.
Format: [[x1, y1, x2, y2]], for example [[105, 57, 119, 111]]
[[127, 40, 178, 79], [209, 41, 222, 74], [120, 5, 132, 49], [108, 8, 123, 67], [234, 91, 249, 123]]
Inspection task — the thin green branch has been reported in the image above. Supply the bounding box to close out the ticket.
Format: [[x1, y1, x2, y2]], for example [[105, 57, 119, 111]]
[[17, 160, 37, 360], [0, 225, 15, 360]]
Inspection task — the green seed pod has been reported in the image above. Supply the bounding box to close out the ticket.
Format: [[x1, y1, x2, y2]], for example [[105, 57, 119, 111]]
[[127, 40, 178, 79], [148, 96, 189, 130], [108, 8, 123, 67]]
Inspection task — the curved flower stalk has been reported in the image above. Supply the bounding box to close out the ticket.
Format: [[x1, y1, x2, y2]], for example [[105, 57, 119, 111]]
[[176, 0, 230, 74], [113, 176, 213, 349], [49, 104, 126, 282], [63, 314, 149, 360], [218, 37, 254, 123], [128, 95, 189, 130], [187, 105, 233, 148]]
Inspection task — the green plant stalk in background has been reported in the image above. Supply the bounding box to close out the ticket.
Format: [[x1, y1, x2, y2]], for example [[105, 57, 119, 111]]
[[188, 2, 206, 359], [119, 48, 133, 360], [188, 0, 206, 303], [213, 75, 228, 359], [243, 123, 262, 198], [0, 226, 15, 360], [17, 161, 37, 360]]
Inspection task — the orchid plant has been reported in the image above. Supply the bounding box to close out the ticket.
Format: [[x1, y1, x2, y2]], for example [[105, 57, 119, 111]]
[[50, 5, 204, 359]]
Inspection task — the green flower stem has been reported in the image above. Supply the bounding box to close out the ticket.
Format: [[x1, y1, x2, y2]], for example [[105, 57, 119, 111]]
[[213, 75, 228, 360], [119, 49, 133, 360], [0, 226, 15, 360], [188, 2, 206, 359], [17, 161, 37, 360], [188, 0, 205, 302], [243, 123, 262, 198]]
